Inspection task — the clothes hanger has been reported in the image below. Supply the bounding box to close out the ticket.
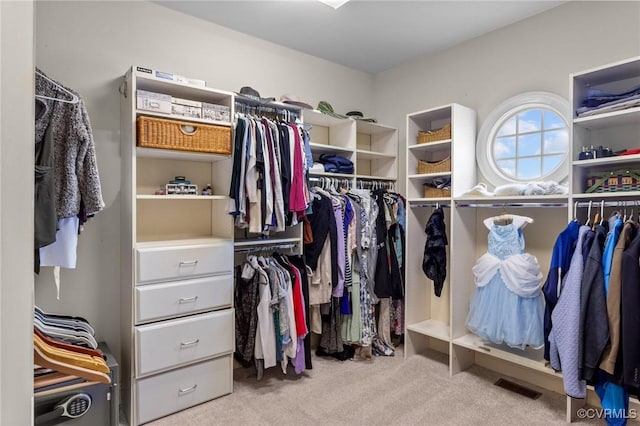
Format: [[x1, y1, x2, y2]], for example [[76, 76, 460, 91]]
[[33, 328, 102, 358], [573, 201, 579, 222], [35, 70, 79, 104], [34, 333, 109, 374], [585, 200, 592, 226], [34, 335, 110, 384], [592, 200, 601, 230], [598, 200, 605, 226]]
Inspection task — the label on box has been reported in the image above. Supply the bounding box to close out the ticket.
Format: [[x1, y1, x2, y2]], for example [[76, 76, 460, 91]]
[[171, 97, 202, 108], [202, 103, 231, 122], [135, 67, 206, 87], [175, 75, 207, 87], [165, 183, 198, 195], [137, 90, 172, 114], [171, 104, 202, 119]]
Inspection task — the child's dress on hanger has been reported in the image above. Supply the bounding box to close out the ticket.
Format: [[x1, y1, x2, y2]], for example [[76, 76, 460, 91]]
[[465, 214, 544, 349]]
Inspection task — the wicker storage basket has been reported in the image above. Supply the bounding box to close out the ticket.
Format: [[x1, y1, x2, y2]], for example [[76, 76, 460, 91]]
[[137, 116, 232, 155], [417, 157, 451, 174], [417, 123, 451, 144], [424, 187, 451, 198]]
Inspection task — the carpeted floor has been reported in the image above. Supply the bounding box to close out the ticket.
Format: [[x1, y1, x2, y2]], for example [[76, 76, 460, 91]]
[[148, 348, 603, 426]]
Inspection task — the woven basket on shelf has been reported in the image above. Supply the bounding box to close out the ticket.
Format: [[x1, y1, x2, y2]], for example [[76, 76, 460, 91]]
[[424, 187, 451, 198], [136, 116, 232, 155], [417, 157, 451, 174], [417, 123, 451, 144]]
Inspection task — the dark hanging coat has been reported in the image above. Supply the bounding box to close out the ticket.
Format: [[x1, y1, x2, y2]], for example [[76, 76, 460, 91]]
[[422, 206, 448, 297], [373, 190, 403, 299]]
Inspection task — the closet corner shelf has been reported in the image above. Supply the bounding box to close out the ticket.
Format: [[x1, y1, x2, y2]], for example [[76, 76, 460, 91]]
[[309, 171, 355, 179], [136, 147, 230, 162], [454, 195, 568, 206], [452, 333, 560, 377], [406, 320, 450, 342], [133, 68, 234, 103], [407, 139, 452, 152], [309, 142, 354, 155], [572, 153, 640, 168], [573, 107, 640, 130], [356, 174, 397, 181], [407, 197, 452, 204], [136, 194, 227, 201], [234, 237, 300, 248], [136, 110, 232, 127], [135, 237, 228, 249], [408, 172, 452, 180], [355, 120, 397, 134], [355, 149, 396, 160], [303, 109, 356, 128]]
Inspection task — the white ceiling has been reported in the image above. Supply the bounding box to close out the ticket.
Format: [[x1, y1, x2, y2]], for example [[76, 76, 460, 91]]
[[155, 0, 566, 74]]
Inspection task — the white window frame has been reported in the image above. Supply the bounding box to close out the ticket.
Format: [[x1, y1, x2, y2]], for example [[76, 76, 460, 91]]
[[476, 92, 571, 187]]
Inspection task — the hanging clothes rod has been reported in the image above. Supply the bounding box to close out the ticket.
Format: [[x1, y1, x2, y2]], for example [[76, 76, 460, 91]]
[[234, 100, 300, 122], [410, 202, 451, 209], [309, 176, 353, 189], [455, 202, 568, 208], [234, 242, 298, 254], [575, 200, 640, 208], [354, 179, 396, 191]]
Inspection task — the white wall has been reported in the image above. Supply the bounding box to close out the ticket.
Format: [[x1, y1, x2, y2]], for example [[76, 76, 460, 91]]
[[29, 0, 640, 415], [374, 1, 640, 192], [34, 0, 374, 359], [1, 1, 35, 425]]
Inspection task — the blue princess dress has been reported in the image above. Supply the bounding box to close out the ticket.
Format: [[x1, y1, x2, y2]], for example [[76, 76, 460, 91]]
[[465, 215, 545, 350]]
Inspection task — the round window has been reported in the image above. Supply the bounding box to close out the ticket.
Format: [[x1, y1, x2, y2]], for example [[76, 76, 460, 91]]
[[477, 92, 570, 186]]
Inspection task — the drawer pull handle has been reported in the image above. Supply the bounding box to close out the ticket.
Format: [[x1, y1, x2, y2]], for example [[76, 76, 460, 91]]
[[178, 384, 197, 396], [178, 296, 198, 304], [179, 260, 198, 266], [180, 339, 200, 348]]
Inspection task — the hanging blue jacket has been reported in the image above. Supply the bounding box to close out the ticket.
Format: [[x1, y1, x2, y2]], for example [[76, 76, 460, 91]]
[[543, 220, 580, 360], [549, 225, 589, 399]]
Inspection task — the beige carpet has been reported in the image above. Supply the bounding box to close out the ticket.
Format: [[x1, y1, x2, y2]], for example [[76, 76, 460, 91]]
[[149, 348, 601, 426]]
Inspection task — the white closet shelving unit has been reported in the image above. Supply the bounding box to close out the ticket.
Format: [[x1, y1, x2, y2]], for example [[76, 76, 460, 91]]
[[120, 66, 235, 425], [405, 56, 640, 423], [568, 55, 640, 418], [404, 104, 572, 418], [404, 104, 476, 356], [570, 56, 640, 203], [304, 109, 398, 188]]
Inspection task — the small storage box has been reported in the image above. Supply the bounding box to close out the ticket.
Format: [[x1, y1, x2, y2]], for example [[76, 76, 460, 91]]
[[586, 169, 640, 193], [203, 103, 231, 122], [137, 90, 172, 114], [418, 157, 451, 174], [418, 123, 451, 144], [424, 187, 451, 198], [137, 116, 231, 155]]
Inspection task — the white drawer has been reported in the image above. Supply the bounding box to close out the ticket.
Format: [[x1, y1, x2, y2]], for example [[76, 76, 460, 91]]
[[135, 355, 232, 425], [135, 275, 232, 323], [135, 310, 233, 376], [136, 240, 233, 284]]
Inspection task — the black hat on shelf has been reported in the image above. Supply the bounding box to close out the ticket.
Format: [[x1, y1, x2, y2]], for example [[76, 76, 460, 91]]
[[235, 86, 275, 103], [346, 110, 377, 123]]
